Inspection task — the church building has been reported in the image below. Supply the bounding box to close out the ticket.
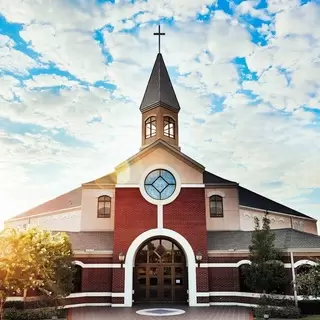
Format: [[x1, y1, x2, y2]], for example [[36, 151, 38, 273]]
[[5, 49, 320, 309]]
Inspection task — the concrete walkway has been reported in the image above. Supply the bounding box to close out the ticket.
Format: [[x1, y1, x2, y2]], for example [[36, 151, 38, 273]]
[[69, 306, 252, 320]]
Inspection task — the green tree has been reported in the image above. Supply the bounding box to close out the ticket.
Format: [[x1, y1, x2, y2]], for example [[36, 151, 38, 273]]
[[0, 227, 74, 320], [296, 261, 320, 298], [242, 214, 288, 293]]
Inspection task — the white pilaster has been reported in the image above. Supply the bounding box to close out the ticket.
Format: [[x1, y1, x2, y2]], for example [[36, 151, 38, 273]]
[[157, 205, 163, 229]]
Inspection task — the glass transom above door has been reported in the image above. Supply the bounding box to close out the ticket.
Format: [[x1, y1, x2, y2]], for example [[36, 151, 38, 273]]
[[144, 169, 176, 200]]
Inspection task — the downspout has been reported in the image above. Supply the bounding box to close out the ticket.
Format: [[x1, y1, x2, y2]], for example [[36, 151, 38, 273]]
[[290, 251, 298, 307]]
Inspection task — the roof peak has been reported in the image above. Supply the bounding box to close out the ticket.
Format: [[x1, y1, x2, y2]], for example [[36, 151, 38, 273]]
[[140, 53, 180, 113]]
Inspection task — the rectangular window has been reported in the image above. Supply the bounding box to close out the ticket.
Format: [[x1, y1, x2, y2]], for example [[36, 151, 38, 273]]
[[210, 195, 224, 217], [97, 197, 111, 218]]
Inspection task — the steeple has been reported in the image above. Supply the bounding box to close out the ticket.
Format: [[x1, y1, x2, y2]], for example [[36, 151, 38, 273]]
[[140, 53, 181, 150], [140, 27, 181, 150], [140, 53, 180, 113]]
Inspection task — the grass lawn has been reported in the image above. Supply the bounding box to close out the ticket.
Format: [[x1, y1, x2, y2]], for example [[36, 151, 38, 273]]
[[302, 316, 320, 320]]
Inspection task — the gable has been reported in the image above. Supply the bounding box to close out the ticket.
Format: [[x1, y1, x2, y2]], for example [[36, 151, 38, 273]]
[[116, 142, 204, 185]]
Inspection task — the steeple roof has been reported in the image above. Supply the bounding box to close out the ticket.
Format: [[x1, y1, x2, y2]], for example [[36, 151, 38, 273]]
[[140, 53, 180, 113]]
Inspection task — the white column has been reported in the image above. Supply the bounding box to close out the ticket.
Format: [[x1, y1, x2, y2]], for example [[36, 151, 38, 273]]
[[290, 251, 298, 307], [157, 204, 163, 229]]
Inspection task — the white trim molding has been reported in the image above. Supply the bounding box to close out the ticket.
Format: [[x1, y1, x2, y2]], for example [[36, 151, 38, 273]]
[[181, 184, 205, 188], [64, 303, 111, 309], [294, 259, 317, 268], [200, 261, 292, 268], [67, 292, 125, 298], [73, 250, 113, 255], [71, 259, 314, 270], [73, 260, 121, 268], [68, 292, 111, 298], [208, 292, 294, 299], [124, 228, 198, 307], [157, 205, 163, 229], [6, 297, 24, 301], [210, 302, 258, 307], [116, 184, 204, 189], [115, 184, 139, 188]]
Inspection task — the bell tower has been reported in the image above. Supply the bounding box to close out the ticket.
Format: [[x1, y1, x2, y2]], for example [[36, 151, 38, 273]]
[[140, 27, 180, 150]]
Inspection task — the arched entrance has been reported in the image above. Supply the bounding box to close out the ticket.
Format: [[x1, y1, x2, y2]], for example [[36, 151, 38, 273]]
[[134, 237, 188, 304]]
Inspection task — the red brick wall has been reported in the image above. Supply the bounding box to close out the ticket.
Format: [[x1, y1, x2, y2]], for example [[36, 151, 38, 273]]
[[209, 267, 240, 292], [164, 188, 207, 256], [112, 188, 157, 293], [164, 188, 209, 293], [82, 268, 112, 292], [113, 188, 157, 257]]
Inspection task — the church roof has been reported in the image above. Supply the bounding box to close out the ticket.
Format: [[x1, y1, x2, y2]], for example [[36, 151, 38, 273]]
[[9, 187, 82, 220], [203, 170, 238, 185], [207, 228, 320, 251], [238, 186, 313, 219], [140, 53, 180, 113], [63, 231, 113, 251]]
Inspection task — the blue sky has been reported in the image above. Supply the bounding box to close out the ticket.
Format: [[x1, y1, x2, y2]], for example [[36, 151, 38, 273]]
[[0, 0, 319, 227]]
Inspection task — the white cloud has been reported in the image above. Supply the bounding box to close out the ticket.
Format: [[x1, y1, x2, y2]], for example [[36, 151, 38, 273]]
[[275, 2, 320, 38], [245, 2, 320, 112], [20, 25, 109, 83], [0, 75, 21, 100], [236, 0, 270, 20], [0, 0, 104, 31], [267, 0, 300, 13], [25, 74, 78, 88], [0, 35, 39, 74], [206, 13, 255, 61]]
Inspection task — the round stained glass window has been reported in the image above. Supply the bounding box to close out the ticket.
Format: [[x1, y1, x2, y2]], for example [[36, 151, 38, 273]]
[[144, 169, 176, 200]]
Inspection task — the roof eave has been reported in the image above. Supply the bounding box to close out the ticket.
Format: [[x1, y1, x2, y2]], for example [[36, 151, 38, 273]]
[[140, 101, 180, 113], [205, 183, 239, 187]]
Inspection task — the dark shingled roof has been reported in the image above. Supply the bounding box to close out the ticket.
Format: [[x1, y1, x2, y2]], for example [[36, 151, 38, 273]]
[[140, 53, 180, 113], [10, 188, 82, 220], [207, 229, 320, 250], [203, 170, 238, 185], [203, 170, 312, 220], [238, 186, 312, 219], [63, 231, 114, 251]]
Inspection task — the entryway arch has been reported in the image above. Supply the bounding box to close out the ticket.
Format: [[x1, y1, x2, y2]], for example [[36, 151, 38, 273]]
[[124, 228, 197, 307], [134, 237, 187, 303]]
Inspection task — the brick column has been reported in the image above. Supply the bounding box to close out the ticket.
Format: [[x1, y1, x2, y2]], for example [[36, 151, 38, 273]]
[[196, 267, 210, 303]]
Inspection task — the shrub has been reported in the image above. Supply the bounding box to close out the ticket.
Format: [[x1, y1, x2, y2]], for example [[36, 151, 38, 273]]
[[258, 293, 295, 307], [3, 301, 24, 310], [298, 300, 320, 315], [3, 307, 65, 320], [254, 305, 301, 319]]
